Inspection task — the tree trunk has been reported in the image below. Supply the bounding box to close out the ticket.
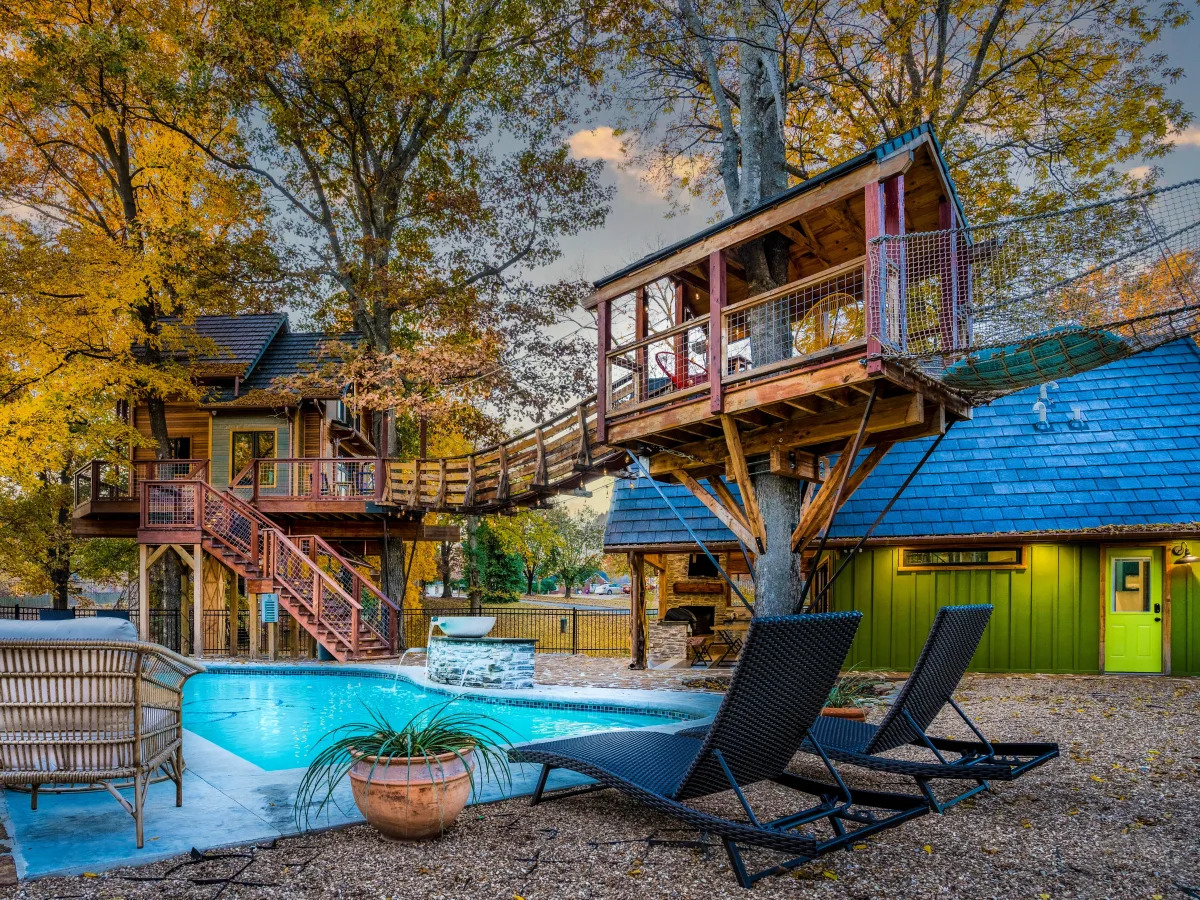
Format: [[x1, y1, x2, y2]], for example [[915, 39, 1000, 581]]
[[48, 470, 72, 610], [382, 530, 408, 650], [465, 516, 482, 614], [438, 541, 453, 599], [526, 566, 536, 596], [751, 474, 807, 615], [563, 578, 573, 600], [161, 550, 182, 649]]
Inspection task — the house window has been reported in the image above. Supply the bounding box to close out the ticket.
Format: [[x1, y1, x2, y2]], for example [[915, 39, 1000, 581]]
[[231, 430, 277, 485], [899, 547, 1025, 570], [167, 437, 191, 459], [1111, 558, 1150, 612], [687, 553, 719, 578]]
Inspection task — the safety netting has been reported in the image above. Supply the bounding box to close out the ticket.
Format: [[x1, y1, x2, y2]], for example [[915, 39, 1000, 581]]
[[869, 179, 1200, 397]]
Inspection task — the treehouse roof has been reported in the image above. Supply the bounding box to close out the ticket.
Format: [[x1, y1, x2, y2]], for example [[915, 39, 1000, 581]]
[[588, 122, 964, 308], [604, 341, 1200, 550]]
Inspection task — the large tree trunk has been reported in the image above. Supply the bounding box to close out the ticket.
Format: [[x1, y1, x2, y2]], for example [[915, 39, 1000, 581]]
[[526, 566, 536, 596], [438, 541, 453, 599], [382, 529, 408, 650]]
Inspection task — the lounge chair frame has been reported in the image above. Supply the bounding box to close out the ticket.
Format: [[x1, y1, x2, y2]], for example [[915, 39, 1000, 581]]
[[804, 604, 1058, 813], [0, 639, 204, 847], [510, 613, 928, 888]]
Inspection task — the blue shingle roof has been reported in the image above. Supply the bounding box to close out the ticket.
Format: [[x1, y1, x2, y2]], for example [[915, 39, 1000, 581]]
[[604, 476, 744, 549], [604, 340, 1200, 548]]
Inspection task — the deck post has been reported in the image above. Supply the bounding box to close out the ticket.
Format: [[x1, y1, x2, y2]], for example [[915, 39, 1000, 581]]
[[673, 280, 688, 389], [635, 286, 648, 402], [883, 174, 907, 350], [192, 543, 204, 659], [248, 593, 259, 660], [708, 250, 726, 414], [864, 181, 885, 373], [628, 552, 647, 669], [138, 544, 150, 641], [938, 197, 959, 355], [596, 298, 610, 443], [90, 459, 101, 503]]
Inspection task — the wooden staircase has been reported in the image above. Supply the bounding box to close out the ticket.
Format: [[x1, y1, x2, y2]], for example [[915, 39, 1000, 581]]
[[141, 475, 401, 661]]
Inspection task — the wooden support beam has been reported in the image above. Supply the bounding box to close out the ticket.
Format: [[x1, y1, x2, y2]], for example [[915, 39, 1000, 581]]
[[138, 544, 149, 641], [192, 543, 204, 659], [496, 444, 510, 501], [707, 475, 751, 532], [463, 456, 477, 509], [720, 415, 766, 551], [643, 553, 667, 573], [435, 459, 448, 508], [146, 544, 170, 568], [596, 299, 610, 443], [792, 441, 895, 553], [648, 393, 922, 476], [709, 250, 726, 414], [171, 544, 196, 572], [533, 427, 548, 487], [573, 404, 593, 469], [768, 448, 821, 481], [829, 200, 865, 246], [409, 460, 422, 507], [779, 220, 831, 267], [672, 469, 757, 548], [629, 552, 647, 670]]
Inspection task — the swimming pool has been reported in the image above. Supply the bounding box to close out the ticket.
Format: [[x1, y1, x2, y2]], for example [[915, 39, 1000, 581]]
[[184, 670, 690, 771]]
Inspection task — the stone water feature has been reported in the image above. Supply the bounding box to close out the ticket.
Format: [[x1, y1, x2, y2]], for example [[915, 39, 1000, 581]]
[[425, 617, 536, 689]]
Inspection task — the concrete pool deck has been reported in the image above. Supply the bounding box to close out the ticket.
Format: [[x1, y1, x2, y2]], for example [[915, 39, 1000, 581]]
[[0, 665, 721, 880]]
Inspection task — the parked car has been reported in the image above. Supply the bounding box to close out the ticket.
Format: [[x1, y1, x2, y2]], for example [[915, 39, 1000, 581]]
[[591, 583, 621, 595]]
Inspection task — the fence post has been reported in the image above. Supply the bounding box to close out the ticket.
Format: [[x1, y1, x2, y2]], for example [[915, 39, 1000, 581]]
[[571, 608, 578, 654]]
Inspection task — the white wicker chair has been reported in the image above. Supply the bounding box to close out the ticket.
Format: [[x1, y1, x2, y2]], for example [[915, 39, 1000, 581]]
[[0, 619, 204, 847]]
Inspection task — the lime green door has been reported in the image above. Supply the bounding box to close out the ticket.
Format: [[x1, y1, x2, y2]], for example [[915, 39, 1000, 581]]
[[1103, 547, 1163, 673]]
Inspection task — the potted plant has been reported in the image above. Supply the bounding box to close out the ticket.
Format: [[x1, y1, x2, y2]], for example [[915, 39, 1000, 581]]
[[295, 703, 511, 840], [822, 671, 879, 722]]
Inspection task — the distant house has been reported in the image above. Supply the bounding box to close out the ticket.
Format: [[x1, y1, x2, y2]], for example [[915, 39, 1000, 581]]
[[605, 341, 1200, 676]]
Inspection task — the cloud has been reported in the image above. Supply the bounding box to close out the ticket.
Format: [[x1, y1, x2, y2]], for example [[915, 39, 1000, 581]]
[[1175, 127, 1200, 148], [1127, 165, 1151, 180], [568, 127, 626, 163]]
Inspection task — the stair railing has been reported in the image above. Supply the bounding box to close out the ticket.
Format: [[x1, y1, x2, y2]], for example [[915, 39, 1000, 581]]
[[293, 535, 401, 652]]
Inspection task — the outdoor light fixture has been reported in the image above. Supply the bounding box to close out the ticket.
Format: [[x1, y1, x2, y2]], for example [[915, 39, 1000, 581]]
[[1172, 542, 1200, 564]]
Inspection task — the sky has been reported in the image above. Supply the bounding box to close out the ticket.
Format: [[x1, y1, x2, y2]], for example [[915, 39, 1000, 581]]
[[549, 16, 1200, 516]]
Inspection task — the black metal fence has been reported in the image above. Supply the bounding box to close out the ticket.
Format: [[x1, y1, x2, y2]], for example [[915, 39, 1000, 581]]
[[404, 607, 633, 658], [0, 605, 182, 650], [200, 608, 311, 658]]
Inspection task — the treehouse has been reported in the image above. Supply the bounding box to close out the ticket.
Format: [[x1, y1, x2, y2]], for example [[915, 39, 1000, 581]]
[[588, 124, 976, 557]]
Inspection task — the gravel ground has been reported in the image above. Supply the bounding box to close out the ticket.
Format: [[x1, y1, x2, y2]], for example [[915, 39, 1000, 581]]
[[3, 673, 1198, 899]]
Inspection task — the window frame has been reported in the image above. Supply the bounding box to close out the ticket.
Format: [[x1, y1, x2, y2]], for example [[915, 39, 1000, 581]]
[[897, 546, 1028, 572]]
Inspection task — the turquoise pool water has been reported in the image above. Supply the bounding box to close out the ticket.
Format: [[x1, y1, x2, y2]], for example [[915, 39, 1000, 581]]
[[184, 671, 684, 771]]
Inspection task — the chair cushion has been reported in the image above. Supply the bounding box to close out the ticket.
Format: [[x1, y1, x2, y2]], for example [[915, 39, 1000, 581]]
[[0, 617, 138, 642]]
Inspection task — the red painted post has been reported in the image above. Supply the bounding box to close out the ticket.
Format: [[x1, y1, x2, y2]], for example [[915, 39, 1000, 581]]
[[938, 197, 959, 355], [351, 607, 360, 655], [250, 519, 259, 566], [864, 180, 885, 373], [708, 250, 726, 414], [90, 459, 101, 503], [674, 280, 688, 389], [883, 174, 906, 350], [596, 299, 610, 443], [313, 571, 322, 620], [635, 286, 647, 402], [252, 461, 260, 504], [193, 484, 202, 528], [374, 458, 384, 502]]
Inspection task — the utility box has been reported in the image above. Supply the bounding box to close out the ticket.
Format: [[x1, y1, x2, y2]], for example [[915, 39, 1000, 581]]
[[259, 593, 279, 624]]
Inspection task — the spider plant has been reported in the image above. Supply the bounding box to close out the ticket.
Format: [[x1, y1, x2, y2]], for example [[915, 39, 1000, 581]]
[[293, 700, 514, 830], [824, 670, 880, 709]]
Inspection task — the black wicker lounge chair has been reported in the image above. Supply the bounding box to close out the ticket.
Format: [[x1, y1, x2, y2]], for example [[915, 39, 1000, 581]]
[[507, 613, 929, 888], [803, 604, 1059, 813]]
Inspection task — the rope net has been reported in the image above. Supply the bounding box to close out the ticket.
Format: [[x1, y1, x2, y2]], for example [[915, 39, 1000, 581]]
[[869, 179, 1200, 397]]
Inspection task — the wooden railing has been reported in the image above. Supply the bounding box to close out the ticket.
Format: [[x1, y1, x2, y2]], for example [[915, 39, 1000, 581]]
[[604, 315, 711, 413], [229, 458, 383, 504], [387, 396, 621, 513], [74, 459, 208, 507]]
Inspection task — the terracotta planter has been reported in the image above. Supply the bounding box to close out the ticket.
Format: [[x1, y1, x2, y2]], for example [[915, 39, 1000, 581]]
[[348, 748, 475, 840], [821, 706, 868, 722]]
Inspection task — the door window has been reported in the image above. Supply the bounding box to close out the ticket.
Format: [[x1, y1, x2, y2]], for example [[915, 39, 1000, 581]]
[[231, 431, 277, 485], [1111, 557, 1150, 612]]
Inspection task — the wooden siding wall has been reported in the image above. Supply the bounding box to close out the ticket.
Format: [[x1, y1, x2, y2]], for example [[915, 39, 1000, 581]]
[[831, 545, 1102, 674], [131, 404, 211, 460], [209, 411, 291, 489], [1169, 562, 1200, 676], [302, 408, 324, 458]]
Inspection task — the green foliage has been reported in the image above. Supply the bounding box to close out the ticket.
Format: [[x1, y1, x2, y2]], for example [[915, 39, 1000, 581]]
[[293, 701, 513, 831], [544, 507, 605, 598], [490, 508, 560, 594], [464, 520, 525, 603], [824, 671, 882, 710]]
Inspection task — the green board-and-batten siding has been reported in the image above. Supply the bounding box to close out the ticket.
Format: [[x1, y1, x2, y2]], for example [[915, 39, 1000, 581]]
[[1170, 563, 1200, 676], [831, 545, 1103, 674]]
